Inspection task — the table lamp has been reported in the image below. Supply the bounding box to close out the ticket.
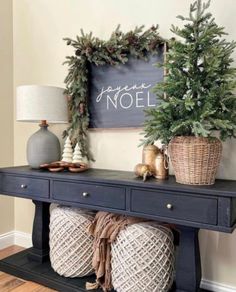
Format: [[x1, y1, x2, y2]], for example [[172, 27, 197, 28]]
[[16, 85, 68, 168]]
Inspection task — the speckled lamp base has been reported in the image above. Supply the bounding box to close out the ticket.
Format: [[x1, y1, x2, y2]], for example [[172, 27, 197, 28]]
[[27, 125, 61, 169]]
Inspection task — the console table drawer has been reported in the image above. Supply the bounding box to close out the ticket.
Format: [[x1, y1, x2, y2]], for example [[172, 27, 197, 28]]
[[131, 189, 217, 225], [53, 181, 126, 210], [1, 175, 49, 198]]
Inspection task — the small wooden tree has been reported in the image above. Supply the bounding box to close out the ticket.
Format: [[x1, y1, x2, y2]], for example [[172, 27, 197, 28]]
[[62, 136, 73, 163], [72, 143, 83, 163]]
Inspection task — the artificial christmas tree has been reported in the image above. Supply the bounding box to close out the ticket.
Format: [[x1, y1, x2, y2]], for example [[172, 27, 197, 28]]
[[143, 0, 236, 185], [62, 136, 73, 163]]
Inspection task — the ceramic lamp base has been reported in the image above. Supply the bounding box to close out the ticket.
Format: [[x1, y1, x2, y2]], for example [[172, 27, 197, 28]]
[[27, 125, 61, 169]]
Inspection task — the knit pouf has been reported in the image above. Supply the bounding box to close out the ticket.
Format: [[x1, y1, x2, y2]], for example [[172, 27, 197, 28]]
[[111, 222, 175, 292], [49, 205, 95, 277]]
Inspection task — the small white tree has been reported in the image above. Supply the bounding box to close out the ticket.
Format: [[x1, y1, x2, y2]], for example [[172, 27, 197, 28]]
[[72, 143, 83, 163], [62, 136, 73, 163]]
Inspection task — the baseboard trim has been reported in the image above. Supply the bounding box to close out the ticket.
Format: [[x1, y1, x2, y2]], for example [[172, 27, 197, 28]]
[[201, 278, 236, 292], [0, 230, 32, 249], [14, 231, 32, 248], [0, 232, 236, 292], [0, 231, 15, 249]]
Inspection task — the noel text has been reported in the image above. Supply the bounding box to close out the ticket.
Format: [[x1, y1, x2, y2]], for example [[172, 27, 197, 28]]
[[96, 83, 156, 110]]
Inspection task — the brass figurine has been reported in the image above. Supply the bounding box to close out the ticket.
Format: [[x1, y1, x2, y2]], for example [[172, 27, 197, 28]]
[[134, 163, 152, 181], [142, 144, 160, 173], [141, 145, 169, 180], [154, 148, 169, 180]]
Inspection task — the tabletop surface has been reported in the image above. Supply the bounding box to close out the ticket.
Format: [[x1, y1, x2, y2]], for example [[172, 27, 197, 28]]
[[1, 165, 236, 197]]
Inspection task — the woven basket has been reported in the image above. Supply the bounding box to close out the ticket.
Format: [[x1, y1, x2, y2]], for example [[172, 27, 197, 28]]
[[49, 206, 95, 278], [111, 222, 174, 292], [169, 136, 222, 185]]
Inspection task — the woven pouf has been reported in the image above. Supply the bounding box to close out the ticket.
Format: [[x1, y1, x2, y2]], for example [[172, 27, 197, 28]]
[[49, 205, 95, 277], [111, 222, 175, 292]]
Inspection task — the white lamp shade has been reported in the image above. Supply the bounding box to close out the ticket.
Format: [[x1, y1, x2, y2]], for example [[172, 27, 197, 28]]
[[16, 85, 69, 123]]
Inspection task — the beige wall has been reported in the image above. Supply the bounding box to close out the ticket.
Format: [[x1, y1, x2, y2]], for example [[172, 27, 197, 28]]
[[0, 0, 14, 234], [12, 0, 236, 287]]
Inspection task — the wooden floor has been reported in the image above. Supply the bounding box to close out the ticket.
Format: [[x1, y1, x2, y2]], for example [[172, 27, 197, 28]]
[[0, 245, 56, 292]]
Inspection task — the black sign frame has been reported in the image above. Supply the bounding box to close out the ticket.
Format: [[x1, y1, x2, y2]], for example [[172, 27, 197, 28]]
[[88, 46, 164, 129]]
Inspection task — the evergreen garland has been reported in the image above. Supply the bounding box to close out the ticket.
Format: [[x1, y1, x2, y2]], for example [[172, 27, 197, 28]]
[[143, 0, 236, 146], [63, 25, 165, 160]]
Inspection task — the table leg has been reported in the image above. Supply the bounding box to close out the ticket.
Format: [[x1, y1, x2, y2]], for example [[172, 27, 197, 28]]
[[175, 226, 201, 292], [28, 200, 50, 263]]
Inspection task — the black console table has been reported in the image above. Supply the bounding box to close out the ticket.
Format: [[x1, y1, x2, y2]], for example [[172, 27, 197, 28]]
[[0, 166, 236, 292]]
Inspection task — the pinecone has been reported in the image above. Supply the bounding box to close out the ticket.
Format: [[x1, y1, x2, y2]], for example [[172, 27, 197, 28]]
[[75, 49, 81, 56], [85, 46, 93, 55], [106, 46, 115, 53], [78, 102, 85, 115], [127, 34, 137, 45], [149, 40, 158, 51], [67, 95, 72, 102]]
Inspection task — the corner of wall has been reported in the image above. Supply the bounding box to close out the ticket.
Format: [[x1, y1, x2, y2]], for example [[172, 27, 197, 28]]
[[0, 0, 14, 236]]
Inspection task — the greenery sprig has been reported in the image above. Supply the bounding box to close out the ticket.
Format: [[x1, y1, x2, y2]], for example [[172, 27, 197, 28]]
[[63, 25, 165, 160], [143, 0, 236, 146]]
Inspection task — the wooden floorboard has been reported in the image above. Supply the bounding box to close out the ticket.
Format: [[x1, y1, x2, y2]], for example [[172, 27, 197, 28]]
[[0, 245, 56, 292], [0, 246, 25, 260]]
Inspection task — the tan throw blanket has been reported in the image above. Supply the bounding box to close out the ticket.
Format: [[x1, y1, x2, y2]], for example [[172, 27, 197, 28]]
[[86, 211, 146, 291]]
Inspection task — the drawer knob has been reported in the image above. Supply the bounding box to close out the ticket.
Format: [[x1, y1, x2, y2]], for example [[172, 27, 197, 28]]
[[166, 203, 173, 210], [21, 184, 27, 189], [82, 192, 89, 197]]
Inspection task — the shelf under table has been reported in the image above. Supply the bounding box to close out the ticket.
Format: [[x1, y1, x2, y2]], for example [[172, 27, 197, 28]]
[[0, 248, 209, 292], [0, 248, 105, 292]]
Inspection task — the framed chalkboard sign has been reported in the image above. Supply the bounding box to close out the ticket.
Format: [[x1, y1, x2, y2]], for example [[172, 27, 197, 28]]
[[89, 47, 164, 128], [64, 26, 166, 160]]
